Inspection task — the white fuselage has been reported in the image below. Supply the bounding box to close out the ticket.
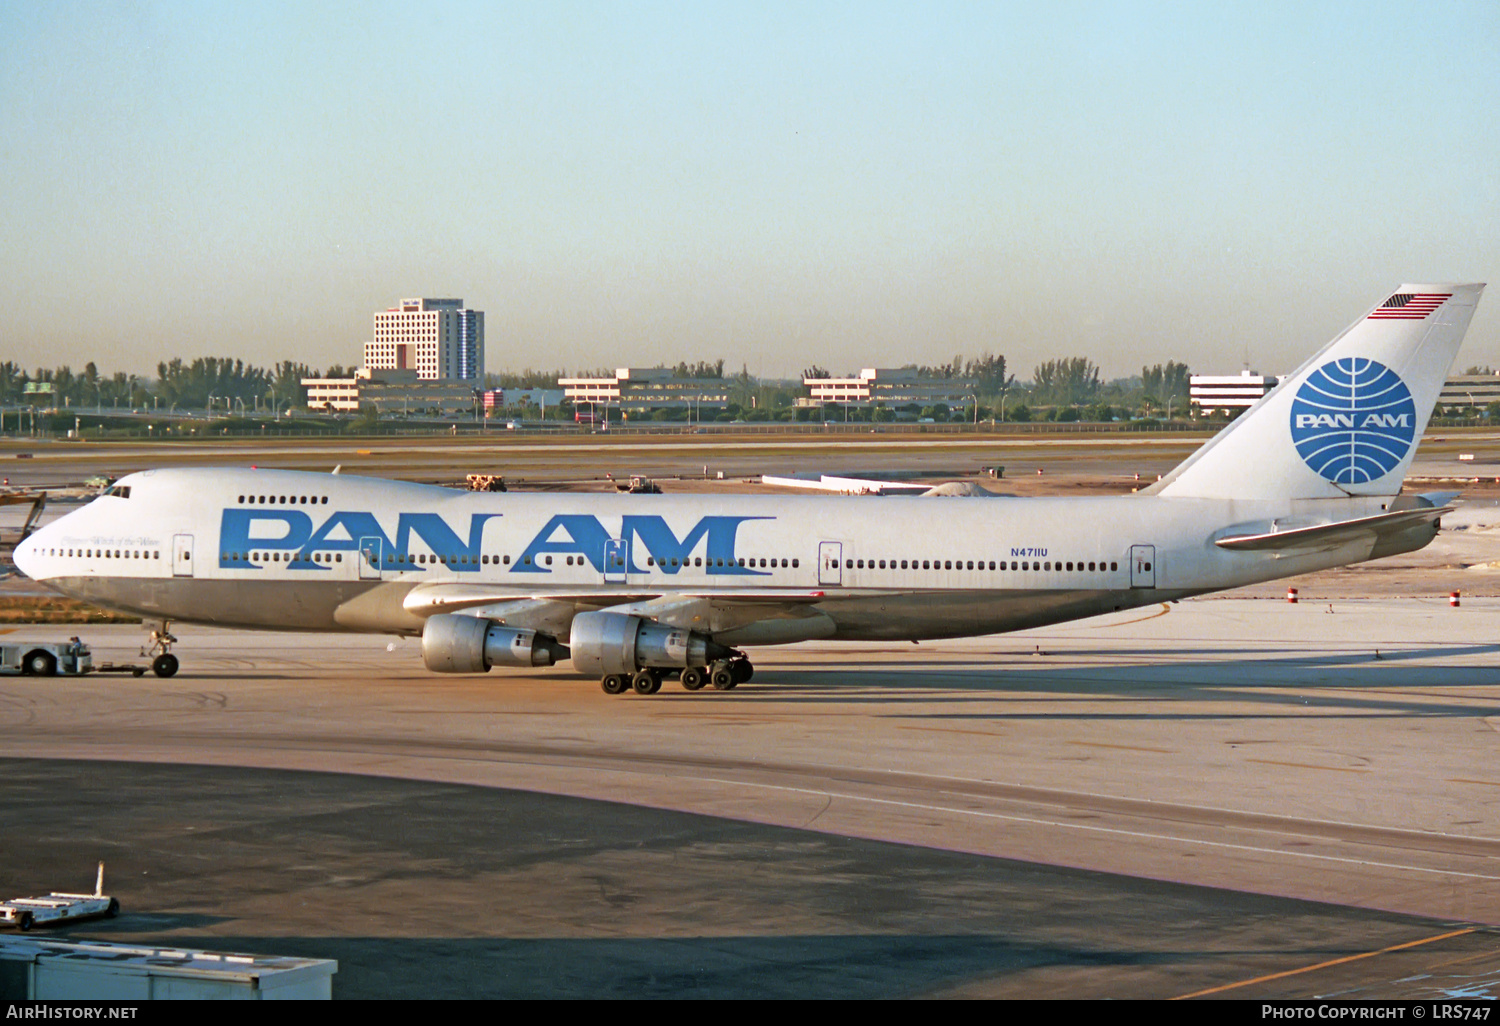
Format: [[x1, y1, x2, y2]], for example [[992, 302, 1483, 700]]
[[14, 466, 1419, 646]]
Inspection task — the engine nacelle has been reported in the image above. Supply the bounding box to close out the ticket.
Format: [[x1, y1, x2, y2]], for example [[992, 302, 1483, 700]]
[[421, 613, 569, 673], [568, 611, 732, 676]]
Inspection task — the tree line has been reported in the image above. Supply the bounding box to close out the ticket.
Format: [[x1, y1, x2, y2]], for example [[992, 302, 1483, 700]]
[[1, 351, 1199, 421]]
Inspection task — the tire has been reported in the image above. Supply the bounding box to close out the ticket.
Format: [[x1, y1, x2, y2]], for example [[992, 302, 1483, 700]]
[[600, 674, 628, 695], [105, 897, 119, 918], [680, 667, 707, 691], [152, 653, 179, 678], [23, 651, 56, 677], [710, 665, 735, 690], [18, 912, 32, 932]]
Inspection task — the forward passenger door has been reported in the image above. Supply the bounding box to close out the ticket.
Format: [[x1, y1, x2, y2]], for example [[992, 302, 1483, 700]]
[[819, 542, 842, 586]]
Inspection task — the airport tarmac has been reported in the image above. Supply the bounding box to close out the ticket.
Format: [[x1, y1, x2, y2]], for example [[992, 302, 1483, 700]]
[[2, 599, 1499, 998]]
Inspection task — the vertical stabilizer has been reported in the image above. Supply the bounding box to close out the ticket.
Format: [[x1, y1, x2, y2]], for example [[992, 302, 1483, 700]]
[[1153, 284, 1484, 500]]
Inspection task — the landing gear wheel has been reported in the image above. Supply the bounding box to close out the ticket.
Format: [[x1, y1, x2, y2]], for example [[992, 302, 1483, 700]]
[[18, 912, 32, 932], [23, 651, 56, 676], [732, 658, 753, 684], [105, 897, 120, 918], [600, 674, 629, 695], [680, 666, 707, 691], [631, 670, 661, 695], [710, 663, 736, 690], [152, 653, 179, 678]]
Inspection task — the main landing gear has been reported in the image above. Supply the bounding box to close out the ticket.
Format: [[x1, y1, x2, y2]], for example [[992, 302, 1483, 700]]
[[599, 656, 753, 696], [142, 621, 180, 678]]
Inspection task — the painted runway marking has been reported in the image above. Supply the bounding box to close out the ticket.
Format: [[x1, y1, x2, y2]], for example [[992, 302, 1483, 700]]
[[1069, 741, 1174, 754], [1172, 928, 1477, 999], [1247, 758, 1370, 774], [704, 778, 1500, 882]]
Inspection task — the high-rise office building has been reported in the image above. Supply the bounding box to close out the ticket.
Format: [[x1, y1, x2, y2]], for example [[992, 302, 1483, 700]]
[[363, 298, 484, 381]]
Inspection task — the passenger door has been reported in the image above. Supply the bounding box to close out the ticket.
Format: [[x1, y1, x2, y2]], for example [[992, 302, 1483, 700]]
[[1130, 544, 1156, 588], [603, 537, 628, 584], [819, 542, 843, 586], [172, 533, 195, 578], [358, 536, 384, 581]]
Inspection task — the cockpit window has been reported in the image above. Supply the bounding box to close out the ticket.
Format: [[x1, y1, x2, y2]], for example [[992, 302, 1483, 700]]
[[103, 485, 131, 499]]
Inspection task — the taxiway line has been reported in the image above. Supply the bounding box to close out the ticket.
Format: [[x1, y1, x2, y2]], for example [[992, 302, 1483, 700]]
[[1172, 927, 1479, 999]]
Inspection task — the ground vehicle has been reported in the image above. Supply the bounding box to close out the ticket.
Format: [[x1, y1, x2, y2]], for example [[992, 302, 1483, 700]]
[[0, 638, 91, 676], [0, 864, 118, 931]]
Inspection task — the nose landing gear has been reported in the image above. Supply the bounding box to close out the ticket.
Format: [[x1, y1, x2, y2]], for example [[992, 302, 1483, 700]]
[[142, 621, 179, 678]]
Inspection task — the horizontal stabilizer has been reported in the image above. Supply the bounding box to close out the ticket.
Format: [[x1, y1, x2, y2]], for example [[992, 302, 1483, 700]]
[[1214, 506, 1450, 552]]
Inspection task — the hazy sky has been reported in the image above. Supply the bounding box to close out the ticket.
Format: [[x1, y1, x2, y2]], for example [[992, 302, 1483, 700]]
[[4, 1, 1498, 381]]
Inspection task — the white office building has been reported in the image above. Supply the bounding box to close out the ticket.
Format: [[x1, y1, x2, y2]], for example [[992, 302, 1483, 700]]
[[363, 298, 484, 381], [799, 368, 969, 408], [1189, 370, 1279, 414]]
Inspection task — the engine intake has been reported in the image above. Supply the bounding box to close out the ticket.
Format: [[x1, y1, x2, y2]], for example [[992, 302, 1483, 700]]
[[421, 613, 569, 673], [569, 611, 732, 676]]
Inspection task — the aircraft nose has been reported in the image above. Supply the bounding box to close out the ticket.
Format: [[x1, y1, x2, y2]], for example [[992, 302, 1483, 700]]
[[12, 526, 45, 580]]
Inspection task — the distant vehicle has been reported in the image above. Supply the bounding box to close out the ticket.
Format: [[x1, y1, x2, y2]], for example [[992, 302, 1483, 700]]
[[1, 864, 118, 932], [0, 638, 91, 676]]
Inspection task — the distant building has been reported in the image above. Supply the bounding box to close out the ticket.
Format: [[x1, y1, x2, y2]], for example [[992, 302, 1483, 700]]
[[1189, 370, 1279, 414], [301, 376, 362, 412], [363, 298, 484, 382], [557, 368, 730, 416], [799, 368, 969, 409], [302, 368, 477, 417], [480, 387, 566, 416], [1438, 374, 1500, 410]]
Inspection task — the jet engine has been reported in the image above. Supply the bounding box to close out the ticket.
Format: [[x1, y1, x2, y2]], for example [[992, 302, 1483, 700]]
[[421, 613, 569, 673], [568, 611, 733, 676]]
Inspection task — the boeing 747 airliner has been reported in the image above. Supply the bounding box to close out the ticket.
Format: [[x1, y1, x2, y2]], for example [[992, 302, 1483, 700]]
[[12, 284, 1485, 693]]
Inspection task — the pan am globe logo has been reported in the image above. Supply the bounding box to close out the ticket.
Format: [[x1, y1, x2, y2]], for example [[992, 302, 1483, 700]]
[[1289, 358, 1417, 485]]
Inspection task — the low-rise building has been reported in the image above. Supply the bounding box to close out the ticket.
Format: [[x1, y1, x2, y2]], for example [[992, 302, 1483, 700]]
[[557, 368, 729, 415], [480, 388, 567, 416], [1189, 370, 1279, 414], [798, 368, 969, 408], [302, 369, 478, 417], [1438, 374, 1500, 410]]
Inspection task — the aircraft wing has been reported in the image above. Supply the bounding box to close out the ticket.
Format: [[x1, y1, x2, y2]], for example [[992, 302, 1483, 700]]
[[402, 582, 835, 616], [401, 581, 844, 638], [1213, 506, 1452, 553]]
